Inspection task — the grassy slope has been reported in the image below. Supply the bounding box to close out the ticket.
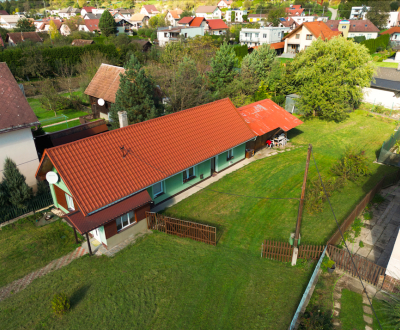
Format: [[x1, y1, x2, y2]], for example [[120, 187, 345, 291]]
[[164, 111, 397, 251], [0, 233, 313, 330], [43, 120, 81, 133], [0, 213, 81, 287]]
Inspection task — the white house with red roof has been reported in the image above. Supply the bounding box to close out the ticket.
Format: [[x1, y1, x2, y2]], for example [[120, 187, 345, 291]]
[[205, 19, 229, 35], [140, 5, 159, 18], [240, 26, 290, 47], [78, 19, 100, 33], [195, 6, 222, 20], [165, 9, 183, 26], [217, 0, 233, 9], [285, 4, 305, 17], [81, 6, 95, 16]]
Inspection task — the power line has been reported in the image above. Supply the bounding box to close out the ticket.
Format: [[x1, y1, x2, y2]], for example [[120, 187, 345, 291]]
[[310, 148, 383, 330]]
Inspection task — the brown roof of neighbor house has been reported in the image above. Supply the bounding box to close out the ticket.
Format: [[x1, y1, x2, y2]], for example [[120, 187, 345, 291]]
[[64, 190, 152, 234], [130, 13, 147, 22], [0, 62, 39, 133], [36, 98, 255, 216], [196, 6, 218, 13], [280, 17, 299, 27], [6, 32, 43, 44], [284, 21, 342, 41], [380, 26, 400, 35], [85, 64, 124, 103], [39, 19, 62, 30], [71, 39, 94, 46], [131, 39, 152, 47], [327, 20, 379, 33], [0, 10, 9, 15], [82, 6, 95, 13], [83, 19, 100, 32], [143, 4, 158, 13]]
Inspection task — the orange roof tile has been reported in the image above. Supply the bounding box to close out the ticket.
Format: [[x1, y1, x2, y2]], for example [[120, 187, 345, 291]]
[[380, 26, 400, 35], [284, 21, 342, 41], [84, 64, 124, 103], [190, 17, 205, 27], [270, 41, 285, 49], [207, 19, 228, 30], [36, 98, 255, 216], [238, 99, 303, 135], [178, 16, 194, 24]]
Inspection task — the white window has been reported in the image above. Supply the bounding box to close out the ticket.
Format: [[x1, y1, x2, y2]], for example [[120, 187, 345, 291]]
[[227, 149, 234, 160], [183, 167, 195, 182], [65, 194, 75, 211], [153, 181, 164, 198], [116, 211, 135, 231]]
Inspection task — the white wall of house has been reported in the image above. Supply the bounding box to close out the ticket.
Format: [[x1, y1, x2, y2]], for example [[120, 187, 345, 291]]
[[348, 31, 378, 40], [157, 26, 204, 46], [225, 9, 247, 23], [196, 8, 222, 20], [92, 9, 106, 15], [362, 87, 400, 110], [387, 11, 400, 29], [284, 25, 315, 53], [240, 26, 289, 47], [386, 229, 400, 280], [165, 12, 177, 26], [291, 16, 316, 25], [0, 128, 39, 190], [389, 32, 400, 42], [78, 24, 91, 32], [349, 6, 370, 20], [140, 7, 158, 18], [217, 0, 231, 9]]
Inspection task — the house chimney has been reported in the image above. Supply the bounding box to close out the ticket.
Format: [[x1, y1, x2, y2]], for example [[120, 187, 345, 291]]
[[118, 111, 128, 128]]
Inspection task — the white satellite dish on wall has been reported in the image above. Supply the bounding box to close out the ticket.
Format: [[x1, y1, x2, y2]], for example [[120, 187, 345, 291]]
[[98, 98, 105, 106], [46, 172, 59, 184]]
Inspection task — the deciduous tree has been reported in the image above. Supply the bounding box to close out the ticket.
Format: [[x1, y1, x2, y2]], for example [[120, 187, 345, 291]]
[[14, 18, 35, 32], [366, 2, 390, 30], [49, 20, 60, 40]]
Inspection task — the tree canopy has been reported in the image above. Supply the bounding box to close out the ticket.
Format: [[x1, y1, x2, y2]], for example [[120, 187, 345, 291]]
[[14, 18, 35, 32], [288, 37, 375, 122], [366, 1, 390, 30]]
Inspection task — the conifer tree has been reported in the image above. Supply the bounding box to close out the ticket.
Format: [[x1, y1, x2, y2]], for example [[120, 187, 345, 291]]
[[208, 42, 238, 92], [99, 10, 116, 37], [109, 55, 162, 129], [2, 158, 33, 208]]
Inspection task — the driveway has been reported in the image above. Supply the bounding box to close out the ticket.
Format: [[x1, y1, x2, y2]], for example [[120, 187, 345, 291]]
[[328, 7, 338, 20]]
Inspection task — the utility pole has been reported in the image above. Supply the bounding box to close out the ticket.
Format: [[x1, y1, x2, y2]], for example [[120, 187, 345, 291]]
[[291, 144, 312, 266]]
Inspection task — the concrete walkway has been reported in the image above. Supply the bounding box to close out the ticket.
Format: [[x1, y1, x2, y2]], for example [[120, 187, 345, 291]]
[[328, 7, 338, 20], [345, 184, 400, 268], [0, 246, 87, 302]]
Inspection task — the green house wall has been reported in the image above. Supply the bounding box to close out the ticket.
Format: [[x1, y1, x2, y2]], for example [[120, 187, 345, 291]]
[[217, 144, 246, 172]]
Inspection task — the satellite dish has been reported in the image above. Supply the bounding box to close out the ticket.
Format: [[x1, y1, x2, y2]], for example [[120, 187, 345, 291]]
[[46, 172, 59, 184], [98, 98, 105, 106]]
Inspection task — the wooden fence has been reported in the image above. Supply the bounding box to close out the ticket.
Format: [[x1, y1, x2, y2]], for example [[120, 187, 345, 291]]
[[261, 240, 325, 262], [146, 212, 217, 246], [327, 245, 386, 286]]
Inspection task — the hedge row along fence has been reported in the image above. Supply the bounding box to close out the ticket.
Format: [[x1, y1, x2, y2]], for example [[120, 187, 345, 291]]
[[359, 33, 390, 54], [0, 44, 119, 77]]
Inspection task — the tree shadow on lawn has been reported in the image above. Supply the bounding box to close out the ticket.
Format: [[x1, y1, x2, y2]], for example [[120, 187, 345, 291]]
[[70, 285, 91, 309]]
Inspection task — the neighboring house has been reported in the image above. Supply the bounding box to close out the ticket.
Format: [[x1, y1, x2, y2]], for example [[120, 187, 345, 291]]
[[59, 7, 80, 19], [217, 0, 233, 9], [115, 18, 134, 35], [35, 98, 256, 250], [189, 17, 206, 28], [363, 67, 400, 110], [349, 6, 370, 20], [195, 6, 222, 20], [225, 9, 247, 23], [116, 8, 135, 19], [285, 6, 305, 17], [140, 5, 159, 18], [131, 39, 152, 52], [85, 64, 124, 120], [238, 99, 302, 151], [0, 15, 26, 29], [0, 63, 40, 190], [178, 16, 195, 26], [157, 26, 204, 46], [240, 26, 290, 47], [0, 10, 9, 15], [71, 39, 94, 46], [381, 26, 400, 43], [37, 19, 62, 33], [248, 14, 266, 23], [83, 13, 102, 20], [6, 32, 43, 46], [205, 19, 229, 35], [278, 17, 299, 31], [387, 11, 400, 29], [283, 21, 342, 53], [78, 19, 100, 33], [326, 20, 379, 40], [130, 14, 149, 30], [385, 229, 400, 282], [92, 8, 106, 16], [81, 6, 95, 16], [290, 15, 316, 25], [165, 9, 183, 26], [316, 16, 329, 22]]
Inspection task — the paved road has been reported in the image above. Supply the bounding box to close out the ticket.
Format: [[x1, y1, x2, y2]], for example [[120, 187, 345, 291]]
[[328, 7, 338, 20]]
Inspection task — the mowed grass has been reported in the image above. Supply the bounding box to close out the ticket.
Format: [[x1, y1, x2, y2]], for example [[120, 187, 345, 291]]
[[43, 119, 81, 133], [375, 62, 398, 68], [0, 232, 313, 330], [164, 111, 398, 251], [28, 90, 89, 125], [0, 213, 81, 287]]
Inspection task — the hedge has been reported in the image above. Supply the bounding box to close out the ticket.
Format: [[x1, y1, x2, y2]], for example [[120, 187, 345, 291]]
[[350, 36, 366, 43], [360, 34, 390, 54], [0, 44, 119, 77], [233, 44, 248, 60]]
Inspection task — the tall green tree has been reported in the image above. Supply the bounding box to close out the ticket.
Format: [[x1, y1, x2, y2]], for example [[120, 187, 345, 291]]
[[268, 7, 285, 27], [109, 55, 162, 129], [241, 43, 276, 82], [208, 42, 238, 92], [99, 10, 116, 37], [366, 2, 390, 30], [390, 1, 399, 11], [289, 37, 375, 122], [14, 18, 35, 32], [1, 158, 33, 209]]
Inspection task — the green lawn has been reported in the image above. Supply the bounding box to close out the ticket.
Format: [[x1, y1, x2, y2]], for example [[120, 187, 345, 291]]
[[0, 232, 314, 329], [279, 58, 294, 64], [28, 90, 89, 126], [0, 213, 81, 287], [375, 62, 398, 68], [341, 289, 365, 330], [43, 120, 81, 133], [164, 111, 398, 251]]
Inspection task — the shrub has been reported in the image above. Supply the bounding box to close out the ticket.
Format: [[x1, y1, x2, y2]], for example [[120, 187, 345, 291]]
[[374, 104, 385, 113], [51, 292, 70, 316], [372, 193, 385, 204], [321, 256, 335, 273], [331, 148, 370, 182], [299, 306, 334, 330], [363, 211, 372, 220]]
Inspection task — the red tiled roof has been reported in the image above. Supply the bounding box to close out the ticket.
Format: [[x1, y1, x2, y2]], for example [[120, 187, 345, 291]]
[[143, 5, 158, 13], [84, 19, 100, 32], [178, 16, 194, 24], [64, 190, 152, 234], [284, 21, 342, 41], [291, 5, 302, 9], [6, 32, 43, 44], [0, 63, 39, 132], [238, 99, 303, 136], [327, 20, 379, 33], [36, 98, 255, 216], [207, 19, 228, 30], [190, 17, 205, 27], [285, 8, 305, 16], [169, 9, 182, 19], [82, 6, 95, 13], [270, 41, 285, 49], [381, 26, 400, 35]]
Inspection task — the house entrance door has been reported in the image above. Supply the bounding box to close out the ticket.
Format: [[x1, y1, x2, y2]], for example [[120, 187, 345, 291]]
[[211, 157, 216, 174], [92, 228, 101, 243]]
